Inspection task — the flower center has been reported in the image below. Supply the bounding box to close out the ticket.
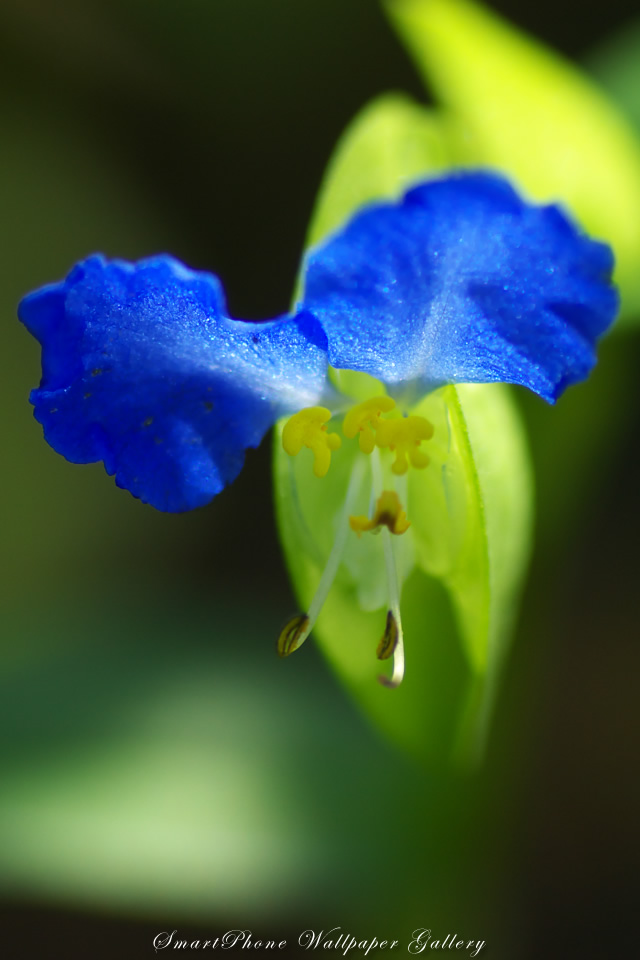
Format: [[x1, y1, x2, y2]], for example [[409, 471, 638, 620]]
[[343, 396, 434, 476], [283, 394, 434, 480], [278, 391, 432, 688]]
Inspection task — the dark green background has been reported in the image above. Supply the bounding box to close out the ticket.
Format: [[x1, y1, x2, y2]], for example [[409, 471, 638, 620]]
[[1, 1, 638, 957]]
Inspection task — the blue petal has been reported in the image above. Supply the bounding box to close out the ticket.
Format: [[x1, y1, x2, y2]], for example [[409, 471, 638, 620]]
[[300, 172, 619, 403], [19, 255, 328, 511]]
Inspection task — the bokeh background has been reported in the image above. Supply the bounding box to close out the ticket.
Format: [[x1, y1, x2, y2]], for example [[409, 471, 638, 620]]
[[1, 1, 639, 957]]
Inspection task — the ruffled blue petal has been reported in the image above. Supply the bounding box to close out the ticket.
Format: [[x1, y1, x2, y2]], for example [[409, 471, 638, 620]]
[[19, 255, 328, 511], [300, 172, 619, 403]]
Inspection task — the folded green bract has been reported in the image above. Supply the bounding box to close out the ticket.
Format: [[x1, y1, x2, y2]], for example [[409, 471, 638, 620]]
[[275, 0, 638, 765]]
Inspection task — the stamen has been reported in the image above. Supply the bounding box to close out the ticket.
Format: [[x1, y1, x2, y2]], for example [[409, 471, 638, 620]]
[[282, 406, 342, 477], [276, 456, 367, 657], [349, 490, 410, 537], [343, 395, 396, 454], [377, 610, 398, 660], [342, 396, 433, 476], [370, 448, 406, 689], [377, 539, 406, 688], [374, 415, 434, 475], [277, 614, 309, 658]]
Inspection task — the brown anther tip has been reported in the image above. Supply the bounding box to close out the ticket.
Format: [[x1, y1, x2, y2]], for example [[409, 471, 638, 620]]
[[277, 613, 310, 658], [376, 610, 398, 661]]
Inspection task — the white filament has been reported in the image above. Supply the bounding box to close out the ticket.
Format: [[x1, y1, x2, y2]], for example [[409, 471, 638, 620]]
[[302, 455, 367, 640], [370, 447, 406, 688]]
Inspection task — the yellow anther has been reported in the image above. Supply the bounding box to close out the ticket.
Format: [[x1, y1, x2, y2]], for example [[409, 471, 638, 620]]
[[349, 490, 411, 537], [342, 396, 433, 473], [282, 406, 342, 478], [374, 415, 434, 475], [343, 395, 396, 454]]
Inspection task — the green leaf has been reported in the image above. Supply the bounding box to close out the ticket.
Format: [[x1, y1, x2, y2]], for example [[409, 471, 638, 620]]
[[274, 96, 533, 765], [386, 0, 640, 321]]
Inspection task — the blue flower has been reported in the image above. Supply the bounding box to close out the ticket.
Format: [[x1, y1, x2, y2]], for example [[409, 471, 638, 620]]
[[19, 171, 617, 682], [19, 172, 616, 510], [303, 173, 617, 401]]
